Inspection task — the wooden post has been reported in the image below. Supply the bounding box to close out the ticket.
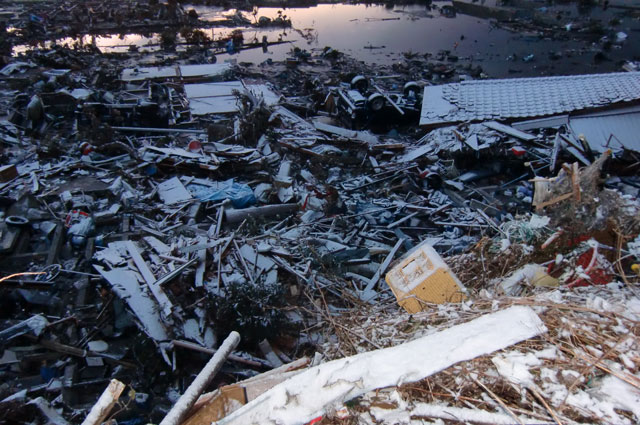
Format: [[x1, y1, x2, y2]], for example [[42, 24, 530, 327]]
[[81, 379, 126, 425]]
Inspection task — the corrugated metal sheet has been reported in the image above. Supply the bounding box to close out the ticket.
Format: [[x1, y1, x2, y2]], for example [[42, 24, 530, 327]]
[[420, 72, 640, 127], [568, 106, 640, 153]]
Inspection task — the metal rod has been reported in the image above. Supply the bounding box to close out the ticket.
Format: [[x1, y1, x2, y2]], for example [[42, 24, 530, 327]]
[[112, 126, 206, 134], [171, 339, 264, 368]]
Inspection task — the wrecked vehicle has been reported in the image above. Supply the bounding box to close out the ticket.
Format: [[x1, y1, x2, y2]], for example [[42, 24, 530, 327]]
[[328, 75, 422, 128], [1, 0, 640, 423]]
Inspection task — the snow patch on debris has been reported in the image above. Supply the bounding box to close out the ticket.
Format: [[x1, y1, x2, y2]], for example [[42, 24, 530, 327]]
[[216, 306, 545, 425]]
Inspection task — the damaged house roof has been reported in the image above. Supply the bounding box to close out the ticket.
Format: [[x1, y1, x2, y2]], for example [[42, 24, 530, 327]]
[[419, 72, 640, 127], [568, 105, 640, 153]]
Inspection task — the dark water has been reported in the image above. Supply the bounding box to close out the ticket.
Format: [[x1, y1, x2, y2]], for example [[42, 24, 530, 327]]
[[12, 2, 640, 78]]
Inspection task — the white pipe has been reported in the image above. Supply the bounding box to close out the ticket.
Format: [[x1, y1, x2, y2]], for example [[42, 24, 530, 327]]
[[159, 331, 241, 425]]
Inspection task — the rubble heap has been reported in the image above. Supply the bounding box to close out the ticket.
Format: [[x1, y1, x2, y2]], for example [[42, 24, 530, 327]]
[[0, 4, 639, 423]]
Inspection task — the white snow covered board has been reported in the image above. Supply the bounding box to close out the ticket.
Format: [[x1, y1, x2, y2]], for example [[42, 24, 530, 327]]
[[143, 146, 203, 159], [184, 81, 244, 115], [157, 177, 193, 205], [483, 121, 536, 141], [185, 81, 244, 98], [120, 66, 179, 82], [69, 88, 93, 100], [178, 63, 232, 78], [215, 305, 547, 425], [420, 72, 640, 127], [121, 63, 232, 82], [372, 402, 550, 424], [93, 266, 169, 342], [312, 120, 379, 144], [245, 83, 281, 106], [271, 106, 306, 126], [399, 144, 431, 163], [143, 236, 171, 254]]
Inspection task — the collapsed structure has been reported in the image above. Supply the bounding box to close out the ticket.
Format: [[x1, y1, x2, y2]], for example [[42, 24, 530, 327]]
[[1, 1, 639, 424]]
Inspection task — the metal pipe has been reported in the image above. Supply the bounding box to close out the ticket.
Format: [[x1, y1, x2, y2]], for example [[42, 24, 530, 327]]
[[224, 204, 299, 224], [154, 258, 198, 287], [112, 126, 206, 134]]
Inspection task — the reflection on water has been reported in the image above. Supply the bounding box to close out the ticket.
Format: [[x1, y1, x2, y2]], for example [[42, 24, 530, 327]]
[[11, 2, 640, 77], [12, 33, 158, 55], [12, 4, 500, 57]]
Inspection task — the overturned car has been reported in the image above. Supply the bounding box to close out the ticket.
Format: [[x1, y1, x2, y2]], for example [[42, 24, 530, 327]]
[[326, 75, 422, 129]]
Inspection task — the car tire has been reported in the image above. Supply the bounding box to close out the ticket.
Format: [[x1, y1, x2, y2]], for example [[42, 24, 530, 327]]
[[350, 75, 368, 93], [367, 93, 385, 111], [5, 215, 29, 227], [403, 82, 420, 97]]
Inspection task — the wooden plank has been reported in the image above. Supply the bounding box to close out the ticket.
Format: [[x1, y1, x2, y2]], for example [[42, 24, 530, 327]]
[[215, 205, 224, 238], [81, 380, 126, 425], [258, 339, 284, 368], [233, 240, 254, 284], [179, 238, 225, 254], [186, 357, 310, 424], [94, 265, 170, 342], [572, 162, 581, 202], [183, 386, 247, 425], [195, 248, 206, 288], [560, 135, 591, 166], [483, 121, 536, 141], [386, 211, 419, 229], [534, 192, 573, 209], [46, 224, 64, 266], [372, 83, 404, 115], [550, 132, 561, 172], [144, 236, 171, 254], [140, 225, 166, 238], [171, 339, 266, 368], [463, 133, 479, 150], [126, 241, 156, 284], [362, 238, 405, 296]]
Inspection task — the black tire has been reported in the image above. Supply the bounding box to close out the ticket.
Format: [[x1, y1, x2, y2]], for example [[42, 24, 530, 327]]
[[5, 215, 29, 227], [403, 82, 420, 97], [350, 75, 368, 93], [367, 93, 385, 111]]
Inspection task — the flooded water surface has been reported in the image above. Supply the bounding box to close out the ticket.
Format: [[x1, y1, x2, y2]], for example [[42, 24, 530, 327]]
[[12, 2, 640, 78]]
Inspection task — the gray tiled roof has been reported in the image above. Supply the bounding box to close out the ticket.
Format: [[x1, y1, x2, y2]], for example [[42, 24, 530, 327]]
[[420, 72, 640, 127]]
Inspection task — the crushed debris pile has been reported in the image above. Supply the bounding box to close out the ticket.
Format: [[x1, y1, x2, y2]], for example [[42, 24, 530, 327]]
[[318, 284, 640, 425], [0, 1, 640, 423]]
